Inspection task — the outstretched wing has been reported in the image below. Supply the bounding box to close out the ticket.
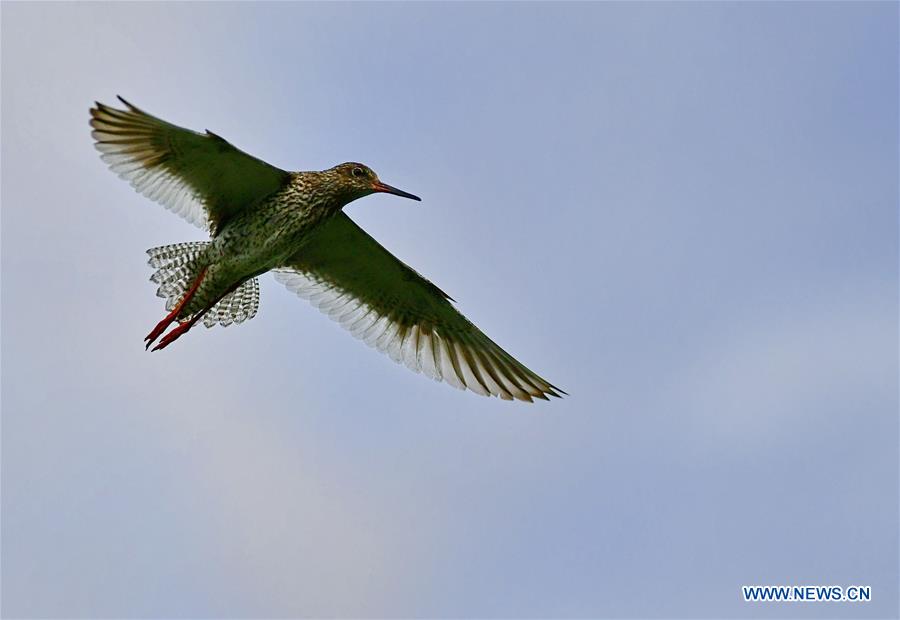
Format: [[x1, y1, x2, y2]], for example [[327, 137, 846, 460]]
[[274, 213, 564, 402], [90, 97, 290, 233]]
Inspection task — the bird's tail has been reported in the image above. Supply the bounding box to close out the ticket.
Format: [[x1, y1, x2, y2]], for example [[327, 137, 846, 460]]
[[146, 242, 260, 328], [148, 242, 209, 311], [201, 278, 259, 328]]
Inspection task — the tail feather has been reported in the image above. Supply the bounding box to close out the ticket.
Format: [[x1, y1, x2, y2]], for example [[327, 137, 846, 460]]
[[202, 278, 260, 328], [146, 242, 260, 328], [147, 242, 209, 311]]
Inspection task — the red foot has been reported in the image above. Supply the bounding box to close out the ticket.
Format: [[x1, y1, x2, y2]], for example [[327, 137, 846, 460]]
[[144, 310, 180, 349], [151, 316, 200, 351], [145, 267, 208, 350]]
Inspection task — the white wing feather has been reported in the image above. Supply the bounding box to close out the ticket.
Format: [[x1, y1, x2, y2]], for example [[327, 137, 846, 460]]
[[91, 97, 289, 232], [275, 213, 563, 402]]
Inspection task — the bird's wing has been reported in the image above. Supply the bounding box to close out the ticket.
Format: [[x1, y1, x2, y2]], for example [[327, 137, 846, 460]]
[[90, 97, 290, 232], [273, 213, 564, 402]]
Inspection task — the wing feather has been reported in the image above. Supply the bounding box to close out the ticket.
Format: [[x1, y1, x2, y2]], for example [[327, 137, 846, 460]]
[[274, 213, 563, 402], [91, 97, 289, 232]]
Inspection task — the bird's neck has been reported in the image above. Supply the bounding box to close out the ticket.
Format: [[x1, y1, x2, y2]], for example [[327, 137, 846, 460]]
[[296, 171, 367, 210]]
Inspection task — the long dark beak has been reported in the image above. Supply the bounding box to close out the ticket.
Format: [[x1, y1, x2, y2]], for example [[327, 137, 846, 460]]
[[372, 181, 421, 201]]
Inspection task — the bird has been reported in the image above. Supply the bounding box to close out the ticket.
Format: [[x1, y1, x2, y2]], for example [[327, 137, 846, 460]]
[[90, 97, 564, 402]]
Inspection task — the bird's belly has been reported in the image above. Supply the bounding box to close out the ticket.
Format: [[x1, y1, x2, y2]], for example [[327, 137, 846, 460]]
[[213, 215, 323, 275], [183, 206, 335, 316], [179, 246, 281, 318]]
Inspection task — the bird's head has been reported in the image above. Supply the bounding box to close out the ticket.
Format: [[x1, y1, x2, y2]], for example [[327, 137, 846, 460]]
[[327, 162, 421, 204]]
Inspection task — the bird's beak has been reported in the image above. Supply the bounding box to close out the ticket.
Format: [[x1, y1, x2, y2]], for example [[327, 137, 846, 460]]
[[372, 181, 421, 201]]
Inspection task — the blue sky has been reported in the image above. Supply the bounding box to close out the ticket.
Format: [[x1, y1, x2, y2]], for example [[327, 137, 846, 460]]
[[2, 2, 897, 618]]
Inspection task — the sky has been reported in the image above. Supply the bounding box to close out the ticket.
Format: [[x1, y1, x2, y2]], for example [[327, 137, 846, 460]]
[[1, 2, 897, 618]]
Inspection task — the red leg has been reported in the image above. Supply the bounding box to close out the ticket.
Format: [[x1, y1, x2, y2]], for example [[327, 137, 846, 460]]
[[149, 280, 242, 352], [144, 267, 208, 350], [150, 313, 204, 351]]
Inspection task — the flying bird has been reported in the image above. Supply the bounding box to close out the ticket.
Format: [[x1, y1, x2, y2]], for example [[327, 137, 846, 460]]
[[90, 97, 564, 401]]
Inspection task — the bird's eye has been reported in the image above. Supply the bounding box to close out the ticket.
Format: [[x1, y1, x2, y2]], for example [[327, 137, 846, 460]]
[[352, 167, 365, 178]]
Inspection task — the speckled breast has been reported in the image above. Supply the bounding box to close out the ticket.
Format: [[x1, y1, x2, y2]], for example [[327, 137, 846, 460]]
[[186, 178, 342, 315]]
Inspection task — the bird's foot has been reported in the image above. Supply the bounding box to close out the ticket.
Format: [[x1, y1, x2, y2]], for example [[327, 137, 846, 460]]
[[150, 319, 196, 352], [145, 310, 179, 350], [144, 267, 208, 351]]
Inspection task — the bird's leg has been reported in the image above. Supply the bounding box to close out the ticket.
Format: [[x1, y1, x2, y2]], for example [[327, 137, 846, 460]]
[[149, 280, 242, 352], [150, 312, 204, 352], [144, 267, 208, 350]]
